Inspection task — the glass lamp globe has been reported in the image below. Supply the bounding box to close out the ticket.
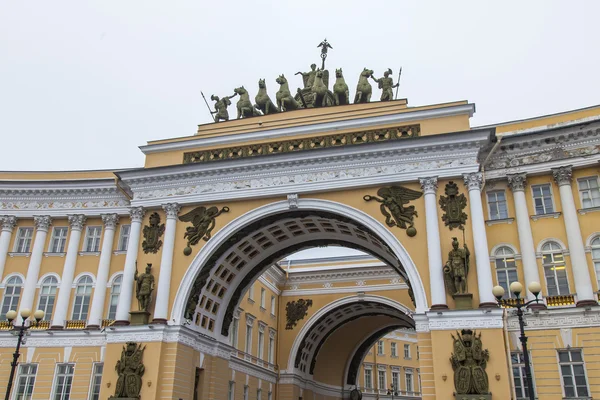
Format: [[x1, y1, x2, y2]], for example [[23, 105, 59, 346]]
[[510, 281, 523, 295]]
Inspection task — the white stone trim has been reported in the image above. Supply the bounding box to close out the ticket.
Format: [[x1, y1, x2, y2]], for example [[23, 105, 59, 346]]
[[72, 272, 96, 288], [0, 272, 25, 287], [488, 243, 521, 260], [229, 355, 277, 384], [536, 237, 568, 253], [278, 372, 346, 398], [418, 309, 504, 332], [106, 271, 124, 288], [584, 232, 600, 250], [506, 307, 600, 331], [36, 272, 61, 287], [281, 283, 408, 296], [258, 275, 281, 296]]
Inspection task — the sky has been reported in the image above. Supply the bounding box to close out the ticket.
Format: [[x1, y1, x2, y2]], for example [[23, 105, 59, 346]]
[[1, 1, 599, 172]]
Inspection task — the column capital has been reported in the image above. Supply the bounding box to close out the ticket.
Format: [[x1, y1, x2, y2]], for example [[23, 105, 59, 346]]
[[129, 207, 145, 223], [33, 215, 52, 232], [419, 177, 438, 195], [507, 173, 527, 192], [463, 172, 483, 191], [67, 214, 86, 231], [101, 213, 119, 229], [0, 216, 17, 232], [162, 203, 181, 219], [552, 165, 573, 186]]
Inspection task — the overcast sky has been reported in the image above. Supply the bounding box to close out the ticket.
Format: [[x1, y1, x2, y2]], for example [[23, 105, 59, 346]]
[[1, 1, 599, 172]]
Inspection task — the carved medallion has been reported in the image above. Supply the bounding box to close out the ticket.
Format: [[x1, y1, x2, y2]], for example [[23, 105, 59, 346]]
[[285, 299, 313, 330], [438, 181, 468, 230], [179, 205, 230, 255], [450, 330, 490, 398], [142, 212, 165, 254], [110, 342, 146, 399], [364, 186, 422, 236]]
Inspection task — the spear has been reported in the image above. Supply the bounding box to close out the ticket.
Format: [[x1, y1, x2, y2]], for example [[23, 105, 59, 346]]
[[394, 67, 403, 100], [200, 91, 216, 121]]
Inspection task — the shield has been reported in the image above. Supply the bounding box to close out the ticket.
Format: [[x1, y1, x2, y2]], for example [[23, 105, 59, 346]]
[[447, 201, 461, 221], [472, 366, 489, 394], [454, 365, 471, 394]]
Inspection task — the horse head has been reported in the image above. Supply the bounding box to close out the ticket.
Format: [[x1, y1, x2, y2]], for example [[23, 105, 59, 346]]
[[315, 70, 324, 79], [258, 79, 266, 89], [361, 68, 373, 78], [335, 68, 344, 78], [276, 75, 287, 85], [234, 86, 247, 95]]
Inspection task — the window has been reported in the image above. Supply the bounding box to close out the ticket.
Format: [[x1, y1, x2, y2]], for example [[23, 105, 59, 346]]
[[88, 363, 103, 400], [260, 288, 266, 309], [14, 227, 33, 253], [1, 276, 23, 320], [52, 364, 74, 400], [37, 276, 58, 320], [257, 388, 262, 400], [258, 328, 265, 359], [268, 391, 272, 400], [391, 342, 397, 357], [404, 344, 411, 359], [243, 385, 249, 400], [228, 381, 235, 400], [417, 346, 420, 360], [578, 177, 600, 208], [270, 295, 276, 315], [591, 237, 600, 290], [364, 368, 373, 389], [72, 276, 93, 320], [83, 226, 102, 252], [49, 227, 68, 253], [487, 190, 508, 220], [117, 225, 130, 251], [248, 284, 254, 301], [378, 370, 386, 390], [417, 369, 421, 392], [15, 364, 37, 399], [107, 275, 122, 320], [230, 316, 239, 348], [494, 247, 519, 298], [511, 352, 533, 400], [245, 324, 253, 354], [532, 184, 554, 215], [559, 349, 589, 398], [405, 368, 413, 392], [268, 334, 275, 364], [391, 371, 399, 392], [377, 340, 384, 355], [542, 242, 569, 296]]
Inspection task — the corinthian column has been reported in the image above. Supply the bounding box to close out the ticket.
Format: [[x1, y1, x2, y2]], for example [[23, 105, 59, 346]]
[[19, 216, 52, 317], [153, 203, 181, 323], [114, 207, 145, 325], [87, 214, 118, 328], [552, 166, 596, 306], [52, 215, 86, 328], [507, 173, 543, 304], [463, 173, 496, 306], [0, 216, 17, 281], [419, 177, 447, 309]]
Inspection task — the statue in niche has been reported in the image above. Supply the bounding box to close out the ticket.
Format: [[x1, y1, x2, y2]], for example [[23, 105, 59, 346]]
[[179, 205, 230, 256], [142, 212, 165, 254], [135, 263, 155, 312], [211, 93, 237, 123], [371, 68, 398, 102], [364, 186, 422, 237], [439, 181, 468, 230], [285, 299, 313, 330], [110, 342, 146, 399], [443, 237, 470, 295], [450, 329, 491, 398]]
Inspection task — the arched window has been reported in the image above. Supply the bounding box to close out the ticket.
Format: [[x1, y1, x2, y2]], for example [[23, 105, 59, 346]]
[[72, 276, 93, 320], [495, 247, 518, 298], [591, 237, 600, 290], [37, 276, 58, 320], [1, 276, 23, 320], [542, 242, 569, 296], [107, 275, 122, 320]]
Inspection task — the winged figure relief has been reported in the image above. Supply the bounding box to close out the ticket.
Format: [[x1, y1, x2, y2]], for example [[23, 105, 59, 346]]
[[364, 186, 423, 234], [179, 205, 230, 255]]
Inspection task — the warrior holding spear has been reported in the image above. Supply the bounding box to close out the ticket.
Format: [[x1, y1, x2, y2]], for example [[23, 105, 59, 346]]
[[201, 91, 237, 123], [371, 68, 399, 102]]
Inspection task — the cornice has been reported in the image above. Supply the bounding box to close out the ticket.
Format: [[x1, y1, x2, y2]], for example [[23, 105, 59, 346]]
[[287, 266, 398, 284], [229, 355, 277, 383], [506, 307, 600, 331], [281, 282, 408, 296], [417, 309, 504, 332]]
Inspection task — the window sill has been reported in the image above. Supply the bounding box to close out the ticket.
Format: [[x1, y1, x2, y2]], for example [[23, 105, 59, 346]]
[[391, 355, 398, 359], [8, 252, 31, 257], [78, 251, 101, 256], [112, 250, 127, 255], [247, 299, 255, 304], [485, 217, 515, 226], [44, 252, 66, 257], [578, 206, 600, 215], [270, 313, 276, 318], [404, 357, 412, 360], [531, 212, 561, 221], [260, 306, 266, 312]]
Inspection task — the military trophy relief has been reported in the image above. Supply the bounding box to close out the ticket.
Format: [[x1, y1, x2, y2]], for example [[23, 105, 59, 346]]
[[142, 212, 165, 254], [444, 237, 473, 310], [110, 342, 146, 400], [450, 330, 492, 400], [179, 205, 230, 256], [285, 299, 313, 330], [364, 186, 423, 237], [130, 263, 155, 325], [200, 38, 403, 121], [439, 181, 468, 231]]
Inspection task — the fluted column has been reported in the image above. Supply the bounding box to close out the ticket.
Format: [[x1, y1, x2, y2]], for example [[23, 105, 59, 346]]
[[52, 215, 86, 328], [0, 216, 17, 281], [19, 216, 52, 317], [507, 173, 543, 304], [153, 203, 181, 323], [419, 177, 447, 309], [552, 166, 596, 306], [114, 207, 145, 325], [463, 173, 496, 306], [87, 214, 118, 328]]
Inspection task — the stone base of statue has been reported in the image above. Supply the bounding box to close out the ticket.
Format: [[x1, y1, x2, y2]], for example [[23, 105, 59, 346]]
[[453, 293, 473, 310], [129, 310, 150, 326], [454, 394, 491, 400]]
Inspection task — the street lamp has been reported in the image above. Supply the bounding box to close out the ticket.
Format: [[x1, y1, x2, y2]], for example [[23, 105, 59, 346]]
[[386, 383, 397, 400], [4, 309, 44, 400], [492, 281, 541, 400]]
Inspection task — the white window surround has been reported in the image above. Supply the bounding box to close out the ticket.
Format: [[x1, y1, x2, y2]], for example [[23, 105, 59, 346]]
[[48, 226, 69, 253], [530, 183, 556, 215], [13, 227, 33, 253], [37, 275, 58, 321], [71, 273, 96, 288], [577, 176, 600, 209], [88, 362, 103, 400], [541, 241, 570, 297], [557, 348, 590, 398], [72, 276, 94, 321], [117, 224, 130, 252], [82, 226, 102, 253], [14, 363, 37, 400], [536, 238, 569, 257], [51, 363, 75, 400], [0, 273, 25, 289], [260, 288, 266, 309], [494, 246, 519, 299], [1, 275, 23, 320], [486, 190, 509, 220]]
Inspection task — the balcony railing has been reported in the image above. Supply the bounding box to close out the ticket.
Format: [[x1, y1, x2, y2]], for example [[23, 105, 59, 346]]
[[361, 388, 421, 399], [101, 319, 115, 328], [65, 320, 87, 329], [231, 348, 278, 372], [546, 295, 575, 307], [31, 320, 51, 330]]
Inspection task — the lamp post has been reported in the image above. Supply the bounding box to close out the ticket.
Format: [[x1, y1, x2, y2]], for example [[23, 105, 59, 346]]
[[386, 383, 397, 400], [4, 308, 44, 400], [492, 281, 541, 400]]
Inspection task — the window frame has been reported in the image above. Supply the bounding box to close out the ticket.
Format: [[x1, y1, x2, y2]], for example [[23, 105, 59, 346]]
[[228, 381, 235, 400], [511, 351, 534, 400], [270, 295, 276, 316], [107, 274, 122, 320], [364, 366, 373, 389], [258, 328, 265, 360], [541, 241, 570, 296], [377, 369, 386, 391], [1, 276, 23, 320], [88, 362, 103, 400], [51, 363, 75, 400], [37, 276, 58, 321], [377, 340, 384, 356], [245, 323, 253, 354], [117, 224, 130, 252], [48, 226, 69, 253], [82, 226, 103, 253], [260, 288, 266, 309], [486, 190, 509, 220], [14, 227, 34, 253], [14, 363, 37, 400], [404, 344, 411, 360], [71, 275, 94, 321], [530, 183, 555, 215], [391, 370, 400, 393], [405, 368, 414, 393], [230, 316, 239, 348], [248, 284, 254, 301], [591, 236, 600, 291], [390, 342, 397, 357], [557, 348, 590, 399], [494, 246, 519, 299], [577, 176, 600, 209]]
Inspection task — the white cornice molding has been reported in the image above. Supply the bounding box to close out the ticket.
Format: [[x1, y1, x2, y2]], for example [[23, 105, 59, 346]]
[[506, 307, 600, 331], [139, 103, 476, 154], [281, 282, 408, 296], [229, 356, 277, 383], [278, 373, 345, 398], [416, 309, 504, 332], [287, 267, 397, 285]]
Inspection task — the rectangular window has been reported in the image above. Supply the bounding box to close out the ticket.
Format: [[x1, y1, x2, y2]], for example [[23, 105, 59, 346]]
[[88, 363, 103, 400], [417, 369, 421, 392], [487, 190, 508, 220], [248, 284, 254, 301], [228, 381, 235, 400], [405, 368, 413, 392], [511, 352, 533, 400], [243, 386, 249, 400], [377, 340, 384, 355], [364, 368, 372, 389], [268, 391, 272, 400], [117, 225, 130, 251], [52, 364, 74, 400], [72, 282, 93, 320], [258, 330, 265, 359], [49, 227, 68, 253], [391, 371, 399, 392], [257, 388, 262, 400], [417, 346, 420, 360], [83, 226, 102, 252], [578, 177, 600, 208], [260, 288, 266, 308], [559, 349, 589, 398], [378, 370, 386, 390], [270, 296, 276, 315], [391, 342, 397, 357], [15, 364, 37, 399], [531, 184, 554, 215], [245, 325, 253, 354], [404, 344, 411, 359], [230, 317, 239, 348], [268, 335, 275, 364], [14, 227, 33, 253], [543, 252, 569, 296]]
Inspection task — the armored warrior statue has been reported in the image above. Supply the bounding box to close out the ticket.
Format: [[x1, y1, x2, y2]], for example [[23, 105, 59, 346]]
[[444, 237, 470, 295], [371, 69, 399, 101], [210, 93, 237, 122], [135, 263, 155, 312]]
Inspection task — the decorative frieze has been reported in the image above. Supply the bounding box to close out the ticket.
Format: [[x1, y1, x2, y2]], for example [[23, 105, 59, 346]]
[[33, 215, 52, 232]]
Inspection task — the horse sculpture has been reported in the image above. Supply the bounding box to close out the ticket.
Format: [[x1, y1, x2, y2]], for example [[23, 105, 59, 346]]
[[254, 79, 279, 115], [275, 75, 299, 112], [234, 86, 261, 119], [333, 68, 349, 106], [354, 68, 373, 104], [311, 70, 331, 108]]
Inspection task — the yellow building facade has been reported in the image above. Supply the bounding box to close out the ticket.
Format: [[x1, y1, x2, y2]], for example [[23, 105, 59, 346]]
[[0, 98, 599, 400]]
